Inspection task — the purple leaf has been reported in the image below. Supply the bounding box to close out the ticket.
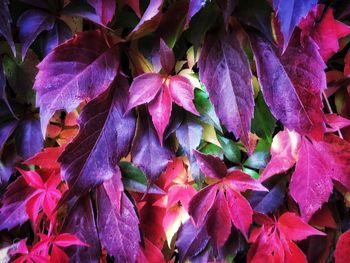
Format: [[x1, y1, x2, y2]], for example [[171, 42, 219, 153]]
[[198, 31, 254, 147], [34, 30, 120, 136], [61, 195, 101, 263], [0, 177, 34, 230], [127, 73, 163, 111], [148, 84, 172, 144], [0, 121, 17, 153], [0, 53, 13, 113], [159, 39, 175, 74], [61, 0, 102, 25], [188, 0, 206, 21], [216, 0, 237, 27], [59, 77, 135, 197], [131, 108, 174, 182], [42, 20, 73, 56], [249, 31, 326, 136], [249, 179, 286, 214], [96, 183, 140, 261], [176, 220, 210, 262], [193, 150, 227, 179], [17, 9, 55, 60], [129, 0, 164, 40], [15, 118, 43, 159], [87, 0, 116, 25], [272, 0, 317, 51], [0, 0, 15, 55]]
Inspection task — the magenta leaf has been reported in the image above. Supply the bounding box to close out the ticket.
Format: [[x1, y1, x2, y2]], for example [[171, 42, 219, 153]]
[[289, 138, 333, 221], [249, 31, 326, 137], [87, 0, 116, 25], [17, 9, 55, 59], [198, 30, 254, 147], [59, 77, 135, 197], [127, 73, 163, 111], [168, 75, 199, 116], [131, 109, 174, 181], [148, 84, 172, 143], [193, 150, 227, 179], [96, 183, 140, 261], [34, 30, 120, 136], [0, 0, 15, 55], [272, 0, 317, 50], [61, 195, 101, 262]]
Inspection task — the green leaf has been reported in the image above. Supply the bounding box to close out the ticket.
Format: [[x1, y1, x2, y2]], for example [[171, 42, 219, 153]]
[[217, 135, 241, 163], [242, 167, 260, 180], [251, 92, 276, 141], [244, 151, 269, 170], [199, 142, 223, 157]]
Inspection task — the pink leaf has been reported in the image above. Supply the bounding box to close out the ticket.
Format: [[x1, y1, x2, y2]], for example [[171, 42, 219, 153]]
[[54, 233, 87, 247], [88, 0, 116, 25], [148, 84, 172, 144], [226, 170, 268, 192], [127, 73, 164, 111], [159, 39, 175, 74], [17, 168, 44, 189], [168, 75, 199, 116]]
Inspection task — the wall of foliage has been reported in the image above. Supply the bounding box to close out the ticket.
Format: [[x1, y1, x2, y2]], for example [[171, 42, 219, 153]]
[[1, 0, 350, 262]]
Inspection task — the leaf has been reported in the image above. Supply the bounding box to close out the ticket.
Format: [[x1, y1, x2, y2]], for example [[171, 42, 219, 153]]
[[0, 177, 34, 230], [193, 150, 227, 179], [176, 220, 209, 262], [272, 0, 317, 50], [61, 195, 101, 263], [59, 77, 135, 197], [96, 182, 140, 262], [131, 109, 174, 182], [251, 92, 276, 140], [217, 135, 241, 163], [260, 130, 301, 182], [289, 138, 333, 221], [87, 0, 116, 25], [0, 0, 15, 55], [249, 31, 326, 137], [335, 230, 350, 263], [34, 30, 120, 136], [128, 0, 163, 40], [206, 189, 231, 246], [249, 178, 286, 214], [24, 146, 64, 170], [42, 20, 73, 56], [148, 84, 172, 143], [0, 120, 18, 153], [244, 151, 269, 170], [198, 30, 254, 147], [300, 5, 350, 61], [61, 0, 103, 26], [325, 114, 350, 133], [15, 119, 44, 160], [17, 9, 55, 59], [159, 39, 175, 74]]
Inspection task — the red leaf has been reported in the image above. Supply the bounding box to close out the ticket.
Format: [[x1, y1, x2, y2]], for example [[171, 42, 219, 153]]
[[300, 5, 350, 61], [206, 189, 231, 246], [325, 114, 350, 133], [226, 170, 268, 192], [24, 146, 64, 170], [278, 212, 325, 241], [148, 84, 172, 143], [17, 168, 44, 189], [335, 230, 350, 263], [226, 188, 252, 239], [34, 30, 120, 135], [193, 150, 227, 179]]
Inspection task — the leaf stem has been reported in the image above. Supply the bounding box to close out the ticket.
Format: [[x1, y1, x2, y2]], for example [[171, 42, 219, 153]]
[[322, 91, 344, 139]]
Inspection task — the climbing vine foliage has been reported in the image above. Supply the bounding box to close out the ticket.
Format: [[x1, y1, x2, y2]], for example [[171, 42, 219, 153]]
[[1, 0, 350, 262]]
